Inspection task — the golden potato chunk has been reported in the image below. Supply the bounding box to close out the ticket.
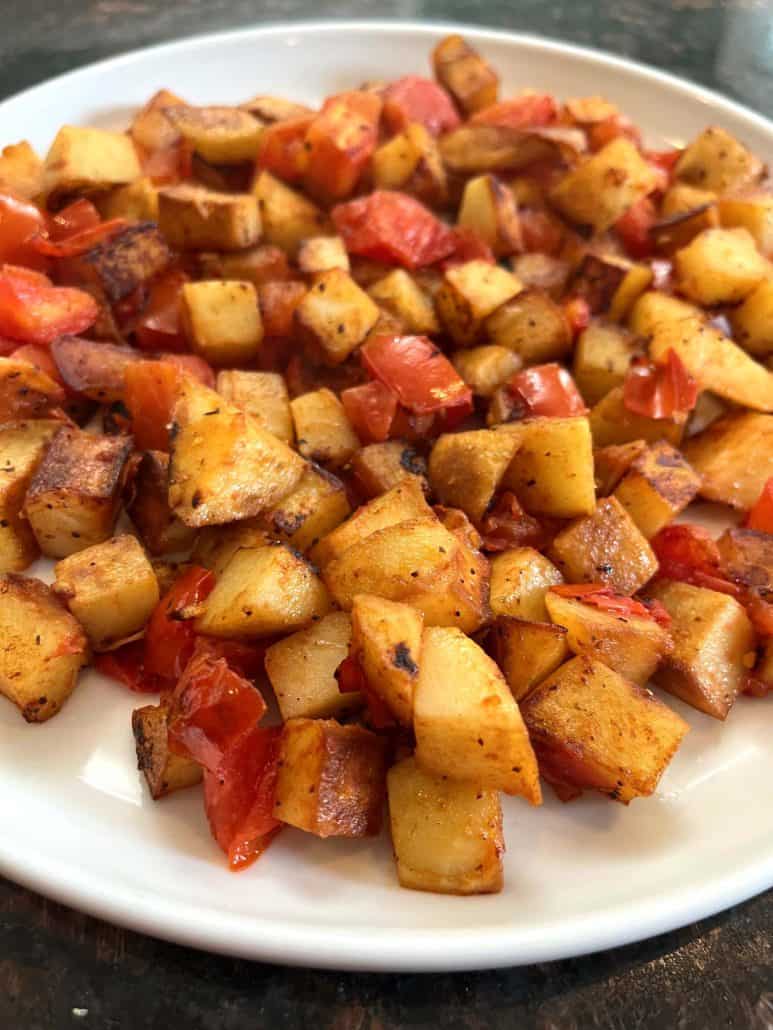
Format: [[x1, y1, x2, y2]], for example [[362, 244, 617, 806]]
[[253, 170, 327, 256], [683, 413, 773, 509], [458, 173, 521, 257], [573, 321, 640, 405], [262, 464, 351, 553], [654, 183, 719, 253], [0, 358, 65, 422], [486, 288, 571, 364], [350, 441, 427, 499], [132, 703, 202, 800], [0, 140, 43, 200], [43, 126, 141, 199], [731, 278, 773, 359], [719, 192, 773, 257], [297, 235, 350, 275], [371, 123, 447, 207], [351, 594, 423, 725], [164, 105, 263, 163], [98, 176, 159, 223], [589, 385, 685, 448], [215, 370, 293, 444], [451, 345, 521, 398], [191, 521, 271, 576], [432, 34, 499, 114], [428, 429, 520, 523], [716, 528, 773, 595], [0, 420, 59, 573], [126, 451, 196, 557], [674, 227, 769, 306], [489, 616, 568, 701], [181, 280, 263, 366], [295, 269, 379, 366], [612, 441, 701, 539], [436, 260, 522, 346], [628, 290, 702, 339], [290, 388, 360, 468], [158, 184, 260, 251], [675, 126, 763, 194], [368, 269, 439, 335], [489, 546, 563, 621]]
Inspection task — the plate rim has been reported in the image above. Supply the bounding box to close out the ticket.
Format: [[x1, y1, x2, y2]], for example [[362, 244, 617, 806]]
[[0, 18, 772, 972]]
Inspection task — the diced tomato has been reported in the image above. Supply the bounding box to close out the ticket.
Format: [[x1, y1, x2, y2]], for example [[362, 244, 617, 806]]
[[615, 196, 657, 260], [144, 566, 216, 681], [519, 208, 565, 256], [623, 349, 698, 420], [257, 115, 314, 184], [332, 191, 456, 270], [470, 94, 558, 130], [479, 491, 549, 552], [9, 343, 64, 385], [159, 352, 215, 389], [382, 75, 461, 136], [33, 212, 128, 258], [203, 724, 282, 871], [746, 478, 773, 534], [549, 583, 672, 627], [361, 334, 472, 425], [587, 114, 642, 152], [651, 524, 742, 597], [124, 359, 181, 451], [335, 655, 396, 730], [135, 268, 189, 352], [168, 649, 267, 773], [0, 264, 99, 344], [137, 140, 193, 185], [304, 91, 382, 202], [258, 280, 307, 338], [563, 296, 591, 339], [48, 199, 101, 239], [441, 226, 495, 269], [506, 363, 588, 418], [94, 639, 163, 693], [644, 147, 682, 191], [0, 192, 49, 270], [341, 379, 398, 443], [193, 637, 270, 681]]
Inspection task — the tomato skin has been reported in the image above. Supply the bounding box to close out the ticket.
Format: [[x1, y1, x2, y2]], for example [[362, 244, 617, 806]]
[[623, 349, 698, 420], [332, 191, 456, 270], [587, 113, 642, 151], [651, 524, 742, 597], [159, 352, 215, 389], [441, 226, 495, 269], [615, 196, 657, 260], [550, 583, 672, 626], [257, 116, 314, 184], [470, 94, 557, 129], [135, 268, 188, 352], [124, 359, 179, 451], [562, 297, 591, 339], [746, 478, 773, 534], [0, 192, 49, 270], [94, 639, 163, 693], [304, 92, 382, 202], [479, 491, 549, 552], [33, 217, 127, 258], [0, 264, 98, 344], [144, 567, 216, 681], [383, 76, 461, 136], [507, 363, 587, 418], [341, 379, 398, 443]]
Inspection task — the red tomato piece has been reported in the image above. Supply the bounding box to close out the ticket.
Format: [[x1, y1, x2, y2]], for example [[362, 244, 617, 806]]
[[382, 75, 460, 136], [332, 191, 456, 270], [48, 199, 101, 240], [746, 478, 773, 534], [651, 524, 742, 597], [33, 218, 128, 258], [615, 196, 657, 260], [623, 350, 698, 420], [258, 280, 307, 338], [304, 91, 382, 202], [257, 115, 314, 184], [94, 639, 163, 693], [124, 359, 181, 451], [193, 637, 270, 682], [9, 343, 64, 385], [135, 268, 188, 352], [470, 94, 558, 129], [563, 297, 591, 339], [144, 566, 216, 681], [341, 379, 398, 444], [0, 264, 98, 344], [441, 226, 495, 269], [549, 584, 672, 627], [479, 491, 549, 552], [159, 352, 216, 389], [137, 140, 193, 185], [0, 192, 49, 270], [507, 363, 587, 418]]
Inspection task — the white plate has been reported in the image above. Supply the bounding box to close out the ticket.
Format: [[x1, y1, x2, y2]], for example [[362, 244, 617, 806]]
[[0, 21, 772, 973]]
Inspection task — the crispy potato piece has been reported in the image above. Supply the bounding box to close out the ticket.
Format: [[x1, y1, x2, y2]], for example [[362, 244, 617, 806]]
[[654, 183, 719, 253], [589, 385, 685, 447], [350, 441, 427, 499], [215, 370, 293, 443], [196, 544, 330, 639], [169, 377, 305, 528], [571, 254, 653, 323], [414, 626, 541, 801], [437, 260, 522, 346], [265, 611, 361, 721], [0, 574, 88, 721], [371, 123, 448, 207], [428, 429, 521, 523], [253, 170, 327, 256], [612, 441, 701, 538], [297, 235, 350, 275], [240, 95, 314, 122], [719, 192, 773, 257], [97, 176, 159, 223], [490, 616, 568, 701], [158, 184, 260, 251], [458, 173, 521, 257], [164, 105, 263, 163], [126, 450, 196, 557], [59, 223, 171, 303], [511, 252, 570, 298], [180, 280, 262, 366], [628, 290, 702, 339], [262, 464, 351, 553], [683, 413, 773, 509], [675, 126, 763, 194], [295, 269, 379, 366], [368, 269, 439, 335], [198, 243, 291, 288], [0, 420, 59, 572], [130, 89, 186, 150], [646, 580, 755, 719], [674, 227, 769, 306], [0, 358, 65, 422], [549, 496, 658, 595], [290, 388, 360, 469], [43, 126, 141, 200], [53, 534, 159, 651], [387, 756, 504, 895], [486, 288, 571, 364], [351, 594, 423, 725], [573, 321, 640, 405], [489, 546, 563, 621], [24, 427, 131, 558], [0, 141, 43, 200], [716, 528, 773, 594], [432, 34, 499, 114], [451, 345, 521, 398], [593, 440, 648, 495], [191, 520, 271, 576], [50, 336, 138, 404], [273, 718, 388, 837], [439, 124, 570, 176], [730, 278, 773, 358], [522, 656, 689, 802], [132, 703, 202, 800]]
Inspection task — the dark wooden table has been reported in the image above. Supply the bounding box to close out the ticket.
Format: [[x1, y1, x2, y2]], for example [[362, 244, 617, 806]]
[[2, 3, 772, 1027]]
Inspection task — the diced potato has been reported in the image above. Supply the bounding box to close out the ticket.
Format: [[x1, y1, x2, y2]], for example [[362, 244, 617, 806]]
[[489, 616, 568, 700], [24, 428, 131, 559], [198, 244, 291, 288], [628, 290, 702, 339], [653, 183, 718, 253], [522, 656, 689, 802], [53, 535, 159, 651], [675, 126, 763, 194], [371, 123, 447, 207], [132, 703, 202, 800], [593, 440, 648, 495], [164, 105, 263, 163], [612, 441, 701, 538], [130, 89, 186, 151], [0, 574, 88, 722], [550, 138, 658, 232], [169, 377, 305, 528], [717, 527, 773, 589], [549, 496, 658, 595], [719, 192, 773, 257], [571, 254, 653, 323], [191, 520, 271, 576], [683, 413, 773, 509], [0, 141, 43, 200], [731, 278, 773, 358], [489, 547, 563, 621], [290, 388, 360, 468], [646, 580, 756, 719], [297, 235, 350, 275], [262, 464, 351, 553], [436, 260, 522, 346], [368, 270, 439, 335], [195, 544, 330, 638], [253, 170, 327, 256], [458, 173, 521, 257], [240, 95, 314, 122], [414, 626, 541, 801], [486, 288, 571, 364], [215, 370, 293, 443], [452, 345, 521, 398], [57, 222, 170, 304], [432, 34, 499, 114], [511, 252, 570, 298], [674, 227, 769, 305], [573, 321, 640, 405], [265, 611, 360, 721], [387, 756, 504, 895], [428, 429, 521, 523], [158, 184, 260, 251], [273, 718, 388, 837], [126, 450, 195, 557], [351, 594, 423, 725], [43, 126, 141, 199], [180, 280, 262, 366], [0, 420, 59, 572], [295, 268, 379, 365], [351, 441, 427, 499], [0, 358, 65, 422], [589, 385, 685, 447], [439, 124, 567, 176], [97, 176, 159, 222], [544, 589, 671, 685]]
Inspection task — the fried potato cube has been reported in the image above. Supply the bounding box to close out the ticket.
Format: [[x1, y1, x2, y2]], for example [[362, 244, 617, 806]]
[[432, 34, 499, 114], [574, 254, 653, 323], [612, 441, 701, 538], [125, 450, 196, 557], [451, 345, 521, 398], [273, 718, 388, 837], [549, 496, 658, 595], [351, 441, 427, 499], [158, 184, 260, 251], [489, 616, 568, 701], [719, 192, 773, 257], [716, 528, 773, 594], [550, 138, 658, 233], [654, 183, 719, 254], [0, 358, 65, 422], [589, 385, 685, 447], [371, 123, 448, 207], [489, 546, 563, 621], [428, 429, 521, 523], [53, 535, 159, 651], [195, 544, 330, 639], [511, 252, 570, 298], [130, 88, 186, 151], [265, 611, 360, 721], [522, 656, 689, 802], [0, 574, 88, 722], [593, 440, 648, 495], [43, 126, 141, 199], [573, 322, 640, 405], [683, 413, 773, 509], [198, 243, 291, 288], [458, 173, 521, 257], [215, 370, 293, 443], [297, 235, 350, 275], [0, 420, 59, 572], [646, 580, 755, 719], [290, 388, 360, 469], [240, 95, 314, 122], [253, 170, 327, 256], [295, 269, 379, 366], [387, 756, 504, 895], [59, 223, 171, 303], [132, 703, 202, 800], [628, 290, 702, 339], [368, 269, 439, 335], [97, 176, 159, 223], [191, 520, 271, 575], [436, 260, 522, 346], [0, 141, 43, 200], [675, 126, 763, 194], [414, 626, 541, 801], [169, 377, 305, 528], [486, 288, 571, 364], [351, 594, 423, 725], [180, 280, 262, 366], [164, 105, 263, 163], [262, 464, 351, 553], [730, 278, 773, 358], [674, 227, 769, 306], [24, 427, 131, 559]]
